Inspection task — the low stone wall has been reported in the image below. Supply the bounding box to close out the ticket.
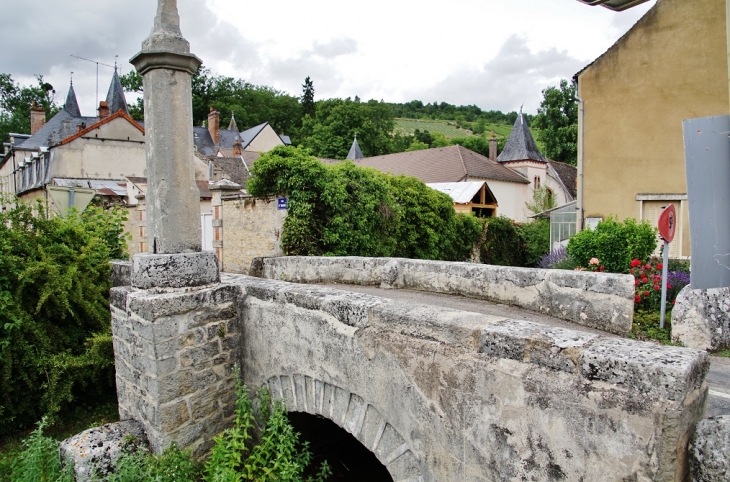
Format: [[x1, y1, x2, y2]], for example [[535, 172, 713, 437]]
[[111, 274, 708, 480], [672, 285, 730, 351], [251, 256, 635, 335]]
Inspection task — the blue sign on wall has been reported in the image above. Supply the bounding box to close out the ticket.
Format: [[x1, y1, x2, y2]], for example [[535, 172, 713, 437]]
[[277, 197, 287, 210]]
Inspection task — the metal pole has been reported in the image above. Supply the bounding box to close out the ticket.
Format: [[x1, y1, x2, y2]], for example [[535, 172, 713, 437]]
[[659, 239, 669, 329]]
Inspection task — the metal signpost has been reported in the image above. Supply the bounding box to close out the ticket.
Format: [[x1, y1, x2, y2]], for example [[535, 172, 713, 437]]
[[657, 204, 676, 328]]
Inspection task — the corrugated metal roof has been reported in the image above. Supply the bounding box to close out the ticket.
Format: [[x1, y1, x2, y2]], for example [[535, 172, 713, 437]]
[[427, 181, 486, 204], [54, 178, 127, 196]]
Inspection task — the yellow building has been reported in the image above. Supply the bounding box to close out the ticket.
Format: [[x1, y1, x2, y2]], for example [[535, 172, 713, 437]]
[[575, 0, 728, 257]]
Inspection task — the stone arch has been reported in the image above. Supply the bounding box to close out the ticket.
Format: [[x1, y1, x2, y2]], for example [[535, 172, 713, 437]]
[[264, 374, 424, 482]]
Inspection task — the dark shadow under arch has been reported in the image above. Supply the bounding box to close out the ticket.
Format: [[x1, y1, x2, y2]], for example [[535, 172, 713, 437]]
[[289, 412, 393, 481]]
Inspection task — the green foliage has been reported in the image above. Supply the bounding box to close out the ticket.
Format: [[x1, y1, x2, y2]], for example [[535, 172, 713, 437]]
[[630, 310, 673, 345], [479, 217, 526, 267], [533, 79, 578, 165], [247, 146, 479, 262], [518, 219, 550, 267], [525, 186, 556, 216], [104, 443, 199, 482], [0, 73, 59, 144], [301, 98, 395, 158], [0, 200, 126, 436], [204, 368, 331, 482], [5, 418, 73, 482], [566, 217, 657, 273]]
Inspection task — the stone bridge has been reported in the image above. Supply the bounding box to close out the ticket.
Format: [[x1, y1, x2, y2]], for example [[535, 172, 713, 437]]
[[111, 257, 709, 481]]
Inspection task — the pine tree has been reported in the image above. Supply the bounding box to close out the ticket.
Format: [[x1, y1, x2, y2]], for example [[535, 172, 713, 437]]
[[301, 76, 315, 119]]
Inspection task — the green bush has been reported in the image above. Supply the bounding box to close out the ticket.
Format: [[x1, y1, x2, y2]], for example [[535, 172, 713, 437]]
[[5, 418, 73, 482], [566, 217, 657, 273], [479, 217, 526, 266], [518, 219, 550, 267], [0, 200, 126, 436], [247, 146, 479, 262]]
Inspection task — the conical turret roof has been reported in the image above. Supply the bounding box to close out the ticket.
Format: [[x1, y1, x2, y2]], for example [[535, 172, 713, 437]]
[[346, 135, 364, 160], [64, 83, 81, 117], [228, 113, 239, 132], [106, 70, 129, 115], [497, 111, 547, 163]]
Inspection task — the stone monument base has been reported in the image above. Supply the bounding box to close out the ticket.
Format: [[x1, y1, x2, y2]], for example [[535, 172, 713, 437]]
[[131, 251, 219, 289]]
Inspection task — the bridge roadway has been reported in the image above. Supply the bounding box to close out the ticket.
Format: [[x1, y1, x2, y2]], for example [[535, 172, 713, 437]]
[[317, 283, 730, 418]]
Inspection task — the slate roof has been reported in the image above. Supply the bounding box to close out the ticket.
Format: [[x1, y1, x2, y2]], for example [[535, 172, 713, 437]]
[[105, 70, 129, 115], [211, 157, 252, 187], [279, 135, 291, 145], [548, 160, 577, 199], [346, 136, 364, 160], [240, 122, 268, 149], [193, 126, 216, 156], [497, 113, 547, 163], [125, 177, 212, 199], [16, 109, 97, 151], [352, 145, 529, 184]]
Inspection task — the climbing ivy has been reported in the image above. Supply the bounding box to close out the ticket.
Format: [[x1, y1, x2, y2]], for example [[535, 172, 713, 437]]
[[246, 146, 481, 261]]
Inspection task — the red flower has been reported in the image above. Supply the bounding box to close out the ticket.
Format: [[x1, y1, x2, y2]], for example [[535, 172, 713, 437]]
[[644, 263, 652, 270], [667, 284, 672, 289], [635, 295, 641, 303], [654, 285, 660, 291], [635, 279, 639, 286], [631, 259, 642, 267], [599, 266, 604, 272], [656, 263, 663, 270], [672, 299, 676, 304], [643, 291, 650, 296], [629, 269, 634, 274], [641, 277, 648, 284]]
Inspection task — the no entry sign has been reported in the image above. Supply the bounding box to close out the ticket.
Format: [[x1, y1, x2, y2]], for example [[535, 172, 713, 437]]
[[657, 204, 676, 242]]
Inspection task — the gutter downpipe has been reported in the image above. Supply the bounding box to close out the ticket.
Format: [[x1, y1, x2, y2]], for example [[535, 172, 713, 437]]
[[574, 79, 584, 231]]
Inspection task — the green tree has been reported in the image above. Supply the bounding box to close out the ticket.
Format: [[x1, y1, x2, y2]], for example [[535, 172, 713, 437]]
[[533, 79, 578, 165], [0, 74, 58, 144], [301, 76, 315, 119], [302, 98, 395, 158], [119, 71, 144, 121]]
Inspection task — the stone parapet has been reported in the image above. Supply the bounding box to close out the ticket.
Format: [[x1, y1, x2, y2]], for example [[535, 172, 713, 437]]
[[690, 416, 730, 482], [251, 256, 635, 335]]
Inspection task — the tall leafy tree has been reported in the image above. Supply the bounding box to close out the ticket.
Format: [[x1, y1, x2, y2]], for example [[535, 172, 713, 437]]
[[301, 76, 315, 119], [533, 79, 578, 165], [0, 74, 58, 144]]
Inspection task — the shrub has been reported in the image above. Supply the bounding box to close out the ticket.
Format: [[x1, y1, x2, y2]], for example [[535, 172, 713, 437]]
[[479, 217, 525, 266], [0, 200, 126, 436], [566, 217, 657, 273], [537, 246, 568, 269], [105, 442, 199, 482], [518, 219, 550, 267], [246, 146, 479, 262], [6, 417, 73, 482]]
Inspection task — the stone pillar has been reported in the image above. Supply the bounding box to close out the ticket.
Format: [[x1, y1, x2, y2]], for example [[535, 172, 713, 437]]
[[210, 180, 242, 270], [129, 0, 218, 288]]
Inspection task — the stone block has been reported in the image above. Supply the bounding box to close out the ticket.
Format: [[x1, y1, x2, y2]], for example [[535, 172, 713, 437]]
[[580, 337, 708, 401], [131, 251, 220, 289], [690, 416, 730, 482], [110, 260, 132, 287], [672, 285, 730, 351], [59, 420, 148, 482]]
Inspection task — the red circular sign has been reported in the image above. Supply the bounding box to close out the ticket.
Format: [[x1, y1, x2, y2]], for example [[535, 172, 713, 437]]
[[658, 204, 676, 242]]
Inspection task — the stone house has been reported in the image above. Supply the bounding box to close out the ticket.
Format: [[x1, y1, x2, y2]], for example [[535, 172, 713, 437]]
[[574, 0, 727, 257]]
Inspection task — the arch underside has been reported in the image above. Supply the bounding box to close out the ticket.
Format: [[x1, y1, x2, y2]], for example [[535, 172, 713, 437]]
[[266, 374, 424, 482]]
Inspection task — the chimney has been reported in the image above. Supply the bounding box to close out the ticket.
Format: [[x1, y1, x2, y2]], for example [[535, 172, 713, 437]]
[[98, 101, 110, 120], [30, 102, 46, 134], [208, 107, 220, 145], [232, 137, 242, 157], [489, 131, 498, 161]]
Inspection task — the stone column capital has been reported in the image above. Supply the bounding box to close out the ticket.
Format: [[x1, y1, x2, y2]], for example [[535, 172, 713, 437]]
[[130, 50, 202, 76]]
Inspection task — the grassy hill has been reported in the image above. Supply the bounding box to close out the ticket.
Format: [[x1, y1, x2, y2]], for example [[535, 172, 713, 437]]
[[394, 118, 545, 151]]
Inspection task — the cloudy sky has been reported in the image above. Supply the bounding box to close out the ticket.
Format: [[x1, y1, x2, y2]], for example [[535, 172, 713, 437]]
[[1, 0, 655, 117]]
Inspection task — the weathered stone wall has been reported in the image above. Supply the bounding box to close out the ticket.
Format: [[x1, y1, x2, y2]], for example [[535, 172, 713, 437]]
[[252, 256, 635, 335], [672, 285, 730, 351], [111, 282, 241, 458], [218, 195, 285, 274], [111, 273, 708, 480]]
